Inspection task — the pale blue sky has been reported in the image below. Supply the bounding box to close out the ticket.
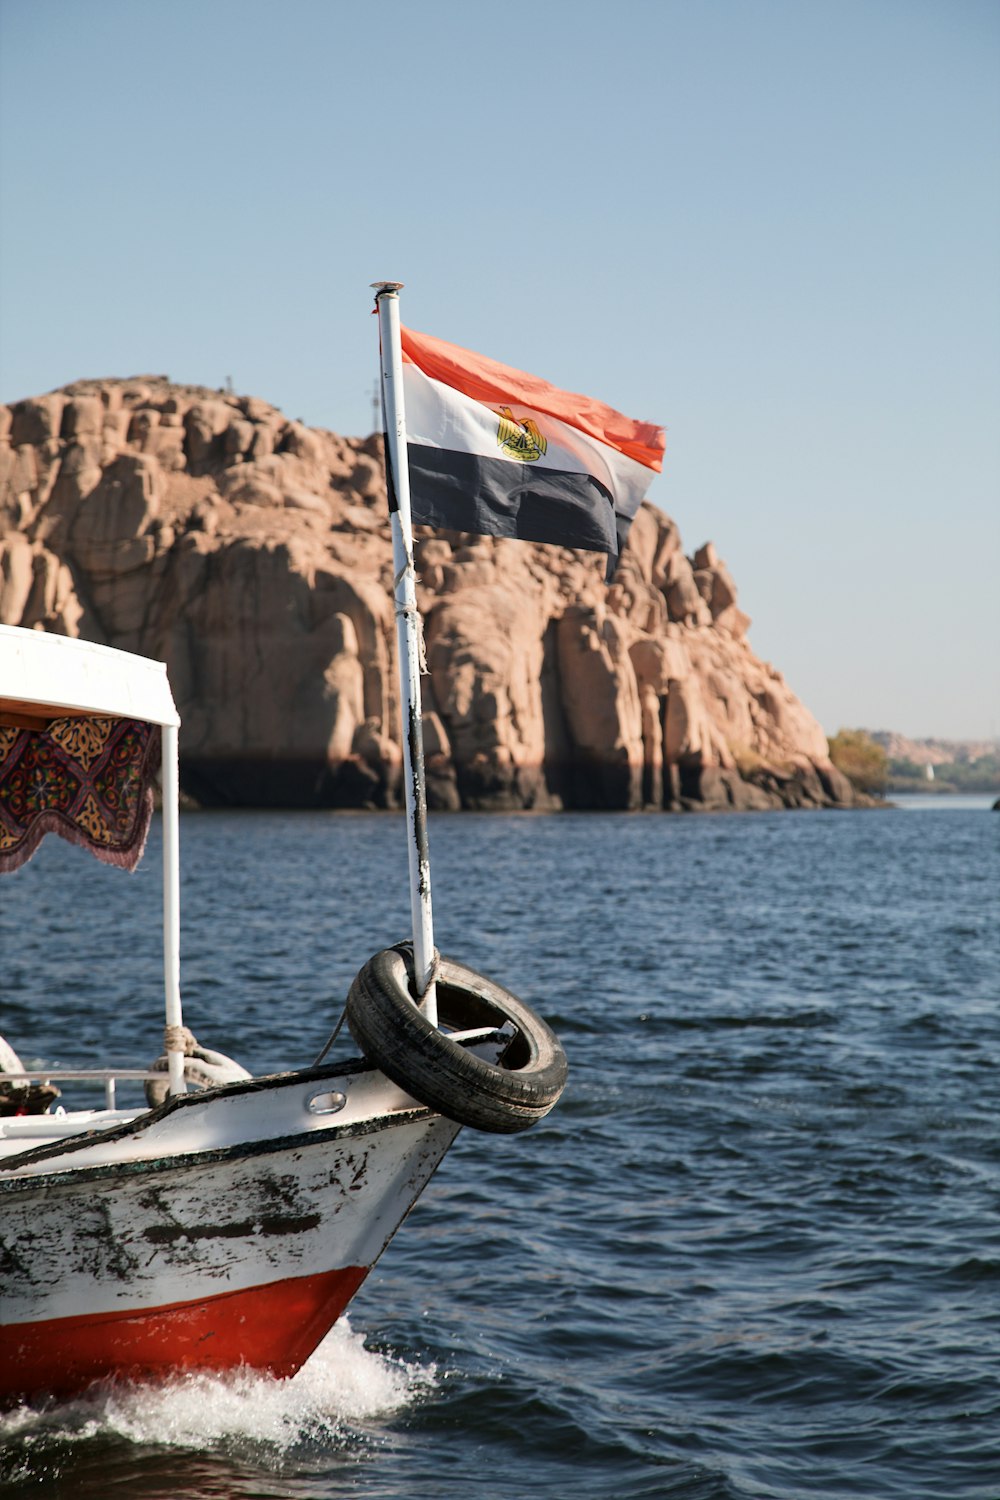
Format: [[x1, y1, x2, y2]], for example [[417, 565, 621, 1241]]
[[1, 0, 997, 739]]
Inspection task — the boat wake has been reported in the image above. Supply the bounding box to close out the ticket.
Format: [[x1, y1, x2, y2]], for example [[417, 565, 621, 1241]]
[[0, 1319, 435, 1462]]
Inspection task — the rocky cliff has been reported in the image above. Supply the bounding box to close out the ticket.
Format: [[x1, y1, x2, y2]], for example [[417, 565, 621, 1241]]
[[0, 377, 856, 811]]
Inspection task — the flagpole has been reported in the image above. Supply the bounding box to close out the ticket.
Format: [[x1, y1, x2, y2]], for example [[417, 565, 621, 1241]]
[[372, 281, 438, 1026]]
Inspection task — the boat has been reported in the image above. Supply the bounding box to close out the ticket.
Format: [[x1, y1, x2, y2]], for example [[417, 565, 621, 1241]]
[[0, 623, 567, 1406], [0, 287, 570, 1405], [0, 281, 665, 1406]]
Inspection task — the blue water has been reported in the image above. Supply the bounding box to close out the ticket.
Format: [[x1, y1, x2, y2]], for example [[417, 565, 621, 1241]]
[[1, 801, 998, 1499]]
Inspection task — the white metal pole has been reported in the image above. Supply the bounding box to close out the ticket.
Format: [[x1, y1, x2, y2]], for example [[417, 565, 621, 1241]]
[[161, 723, 187, 1095], [372, 281, 438, 1025]]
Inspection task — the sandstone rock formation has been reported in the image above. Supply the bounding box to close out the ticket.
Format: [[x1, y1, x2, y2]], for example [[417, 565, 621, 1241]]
[[0, 377, 855, 812]]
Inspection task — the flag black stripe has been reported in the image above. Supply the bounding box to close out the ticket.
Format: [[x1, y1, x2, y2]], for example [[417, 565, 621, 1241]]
[[406, 444, 620, 568]]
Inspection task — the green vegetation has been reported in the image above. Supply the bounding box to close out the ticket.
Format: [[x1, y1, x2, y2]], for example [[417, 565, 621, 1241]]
[[828, 729, 889, 796], [886, 754, 1000, 794]]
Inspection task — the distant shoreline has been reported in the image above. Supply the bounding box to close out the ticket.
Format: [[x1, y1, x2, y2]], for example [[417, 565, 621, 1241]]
[[886, 782, 1000, 797], [887, 791, 998, 812]]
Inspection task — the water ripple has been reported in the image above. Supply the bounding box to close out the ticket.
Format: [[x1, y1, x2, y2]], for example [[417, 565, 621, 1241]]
[[1, 805, 997, 1497]]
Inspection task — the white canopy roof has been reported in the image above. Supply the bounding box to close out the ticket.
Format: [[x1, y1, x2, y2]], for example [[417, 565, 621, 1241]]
[[0, 625, 180, 728]]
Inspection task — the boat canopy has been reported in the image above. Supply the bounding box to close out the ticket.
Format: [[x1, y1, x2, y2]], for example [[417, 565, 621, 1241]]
[[0, 624, 188, 1093], [0, 625, 180, 728], [0, 627, 179, 876]]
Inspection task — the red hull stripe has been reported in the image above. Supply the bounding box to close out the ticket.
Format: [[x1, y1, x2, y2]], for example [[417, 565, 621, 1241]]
[[401, 324, 665, 473], [2, 1263, 368, 1405]]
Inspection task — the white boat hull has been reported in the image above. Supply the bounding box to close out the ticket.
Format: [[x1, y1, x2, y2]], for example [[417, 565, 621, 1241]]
[[0, 1060, 461, 1404]]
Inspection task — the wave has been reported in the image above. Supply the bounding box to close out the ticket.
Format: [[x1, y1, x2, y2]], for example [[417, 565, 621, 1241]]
[[0, 1318, 435, 1474]]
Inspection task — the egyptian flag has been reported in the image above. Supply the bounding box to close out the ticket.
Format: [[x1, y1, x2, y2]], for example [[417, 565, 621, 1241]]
[[399, 327, 665, 579]]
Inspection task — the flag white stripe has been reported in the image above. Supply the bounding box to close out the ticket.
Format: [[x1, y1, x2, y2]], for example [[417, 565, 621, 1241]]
[[403, 364, 651, 522]]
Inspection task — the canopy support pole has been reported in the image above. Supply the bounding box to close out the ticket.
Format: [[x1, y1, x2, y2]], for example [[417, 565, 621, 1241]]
[[161, 723, 186, 1095], [372, 281, 438, 1026]]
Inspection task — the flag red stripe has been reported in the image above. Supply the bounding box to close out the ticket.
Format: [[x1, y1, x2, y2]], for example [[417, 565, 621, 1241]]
[[401, 326, 665, 474]]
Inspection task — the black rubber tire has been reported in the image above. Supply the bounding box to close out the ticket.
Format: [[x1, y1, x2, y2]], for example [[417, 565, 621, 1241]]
[[345, 946, 568, 1134]]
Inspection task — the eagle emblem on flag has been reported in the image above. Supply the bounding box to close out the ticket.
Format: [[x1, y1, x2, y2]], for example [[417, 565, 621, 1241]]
[[495, 407, 547, 463]]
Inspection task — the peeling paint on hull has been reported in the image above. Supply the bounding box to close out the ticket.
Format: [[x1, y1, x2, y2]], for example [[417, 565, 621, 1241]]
[[0, 1063, 464, 1406]]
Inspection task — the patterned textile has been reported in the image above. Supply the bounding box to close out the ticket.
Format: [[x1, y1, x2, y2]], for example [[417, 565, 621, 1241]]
[[0, 716, 161, 873]]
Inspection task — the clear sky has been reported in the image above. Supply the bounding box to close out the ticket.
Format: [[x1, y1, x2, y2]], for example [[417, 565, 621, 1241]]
[[1, 0, 997, 741]]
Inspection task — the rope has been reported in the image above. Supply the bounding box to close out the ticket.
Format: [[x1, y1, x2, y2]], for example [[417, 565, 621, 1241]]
[[313, 1003, 348, 1067], [164, 1024, 193, 1055], [313, 946, 440, 1068], [395, 939, 441, 994], [393, 561, 428, 674]]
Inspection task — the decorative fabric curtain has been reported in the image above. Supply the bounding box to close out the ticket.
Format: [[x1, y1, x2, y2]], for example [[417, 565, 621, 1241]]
[[0, 716, 161, 874]]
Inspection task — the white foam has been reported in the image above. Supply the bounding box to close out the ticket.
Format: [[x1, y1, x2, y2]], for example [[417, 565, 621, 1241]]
[[1, 1318, 436, 1456]]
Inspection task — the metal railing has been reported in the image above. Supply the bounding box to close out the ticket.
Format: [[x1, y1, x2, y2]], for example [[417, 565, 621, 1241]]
[[0, 1068, 162, 1111]]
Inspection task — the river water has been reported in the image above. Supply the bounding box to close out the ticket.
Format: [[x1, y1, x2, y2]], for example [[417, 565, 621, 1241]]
[[1, 798, 998, 1499]]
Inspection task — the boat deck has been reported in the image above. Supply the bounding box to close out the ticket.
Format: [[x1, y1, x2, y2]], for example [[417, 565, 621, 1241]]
[[0, 1107, 147, 1160]]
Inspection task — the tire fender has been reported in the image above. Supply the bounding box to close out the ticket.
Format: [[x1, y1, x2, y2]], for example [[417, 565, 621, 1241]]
[[345, 947, 568, 1134]]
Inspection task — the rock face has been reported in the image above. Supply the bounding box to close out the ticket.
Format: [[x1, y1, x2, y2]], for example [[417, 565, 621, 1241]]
[[0, 377, 853, 811]]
